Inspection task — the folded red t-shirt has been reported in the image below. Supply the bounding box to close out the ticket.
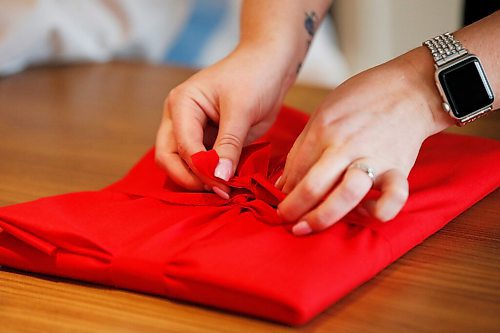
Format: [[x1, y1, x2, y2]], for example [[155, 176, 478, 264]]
[[0, 106, 499, 325]]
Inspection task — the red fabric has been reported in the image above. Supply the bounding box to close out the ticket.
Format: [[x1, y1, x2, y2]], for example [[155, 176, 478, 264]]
[[0, 106, 499, 325]]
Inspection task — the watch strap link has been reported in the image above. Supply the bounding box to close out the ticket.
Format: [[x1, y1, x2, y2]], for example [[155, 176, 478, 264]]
[[423, 32, 468, 67], [456, 107, 492, 126]]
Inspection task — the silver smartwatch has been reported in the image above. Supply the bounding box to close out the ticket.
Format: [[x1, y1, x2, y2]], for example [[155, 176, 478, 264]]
[[423, 32, 495, 126]]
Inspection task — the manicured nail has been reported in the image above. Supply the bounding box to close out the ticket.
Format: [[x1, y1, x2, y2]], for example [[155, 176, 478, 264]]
[[214, 158, 232, 181], [292, 221, 312, 236], [274, 176, 282, 187], [203, 185, 211, 192], [212, 186, 230, 200]]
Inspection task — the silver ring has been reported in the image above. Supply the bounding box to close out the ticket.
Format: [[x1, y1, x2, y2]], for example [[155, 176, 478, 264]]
[[348, 162, 376, 183]]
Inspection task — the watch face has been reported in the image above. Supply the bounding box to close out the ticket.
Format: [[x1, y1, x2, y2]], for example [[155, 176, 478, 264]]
[[438, 56, 494, 118]]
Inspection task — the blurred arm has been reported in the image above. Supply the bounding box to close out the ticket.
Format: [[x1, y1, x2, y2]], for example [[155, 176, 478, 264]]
[[239, 0, 333, 88]]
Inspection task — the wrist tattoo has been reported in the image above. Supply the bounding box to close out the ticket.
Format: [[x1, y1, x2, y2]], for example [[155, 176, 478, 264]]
[[297, 11, 318, 75], [305, 11, 318, 38]]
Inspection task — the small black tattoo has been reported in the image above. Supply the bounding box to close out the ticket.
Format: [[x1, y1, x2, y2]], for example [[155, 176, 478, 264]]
[[299, 11, 318, 75], [304, 11, 318, 37]]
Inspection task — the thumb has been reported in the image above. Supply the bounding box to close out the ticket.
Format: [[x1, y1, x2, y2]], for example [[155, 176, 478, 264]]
[[213, 112, 251, 181]]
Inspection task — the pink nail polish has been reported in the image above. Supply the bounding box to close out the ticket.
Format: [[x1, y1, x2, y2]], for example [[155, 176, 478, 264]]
[[214, 158, 232, 181], [274, 176, 282, 187], [212, 186, 230, 200], [292, 221, 312, 236]]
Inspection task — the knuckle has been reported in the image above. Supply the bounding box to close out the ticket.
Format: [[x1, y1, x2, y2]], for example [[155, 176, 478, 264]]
[[277, 200, 301, 222], [314, 112, 331, 131], [217, 133, 243, 150], [154, 152, 167, 168], [165, 86, 186, 111], [277, 205, 295, 222], [316, 122, 330, 139], [391, 185, 409, 205], [310, 209, 335, 231], [313, 112, 343, 140], [339, 182, 364, 203], [168, 86, 183, 100], [155, 151, 173, 165], [300, 180, 321, 201]]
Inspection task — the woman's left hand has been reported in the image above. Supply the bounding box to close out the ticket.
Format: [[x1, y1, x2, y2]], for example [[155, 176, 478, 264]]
[[276, 47, 454, 236]]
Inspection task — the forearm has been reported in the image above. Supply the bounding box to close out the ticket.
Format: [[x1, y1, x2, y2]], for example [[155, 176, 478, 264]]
[[238, 0, 333, 87], [400, 11, 499, 135]]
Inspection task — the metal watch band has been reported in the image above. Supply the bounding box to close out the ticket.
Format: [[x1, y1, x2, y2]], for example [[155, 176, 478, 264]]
[[423, 32, 468, 67], [456, 109, 492, 126], [422, 32, 493, 126]]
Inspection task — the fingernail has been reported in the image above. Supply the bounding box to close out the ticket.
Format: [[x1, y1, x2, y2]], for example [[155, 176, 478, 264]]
[[203, 185, 211, 192], [212, 186, 230, 200], [274, 176, 282, 187], [292, 221, 312, 236], [214, 158, 232, 181]]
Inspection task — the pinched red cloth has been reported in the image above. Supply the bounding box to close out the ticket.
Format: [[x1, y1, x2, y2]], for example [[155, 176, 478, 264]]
[[0, 106, 499, 325]]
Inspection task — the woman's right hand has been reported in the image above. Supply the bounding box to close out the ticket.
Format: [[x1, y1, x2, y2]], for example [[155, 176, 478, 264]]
[[155, 44, 294, 198]]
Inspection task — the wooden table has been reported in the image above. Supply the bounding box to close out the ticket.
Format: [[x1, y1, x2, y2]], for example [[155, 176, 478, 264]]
[[0, 63, 499, 333]]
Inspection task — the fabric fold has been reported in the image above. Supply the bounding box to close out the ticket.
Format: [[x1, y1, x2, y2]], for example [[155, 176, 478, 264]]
[[191, 142, 285, 224]]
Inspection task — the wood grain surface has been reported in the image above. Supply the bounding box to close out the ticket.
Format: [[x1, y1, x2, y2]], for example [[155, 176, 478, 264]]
[[0, 62, 499, 333]]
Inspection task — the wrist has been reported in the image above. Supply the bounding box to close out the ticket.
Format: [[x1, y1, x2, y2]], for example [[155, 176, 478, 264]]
[[235, 39, 302, 90], [396, 46, 455, 136]]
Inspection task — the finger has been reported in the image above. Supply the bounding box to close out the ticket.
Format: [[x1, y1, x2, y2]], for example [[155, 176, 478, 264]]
[[277, 149, 351, 222], [291, 163, 374, 236], [274, 134, 302, 191], [167, 92, 207, 165], [157, 152, 206, 190], [167, 90, 231, 196], [274, 131, 305, 189], [364, 169, 409, 222], [277, 108, 333, 190], [155, 117, 205, 190], [277, 130, 320, 192], [275, 109, 319, 190], [212, 102, 252, 182]]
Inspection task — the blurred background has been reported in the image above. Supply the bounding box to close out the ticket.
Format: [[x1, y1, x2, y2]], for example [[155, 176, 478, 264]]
[[0, 0, 497, 87]]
